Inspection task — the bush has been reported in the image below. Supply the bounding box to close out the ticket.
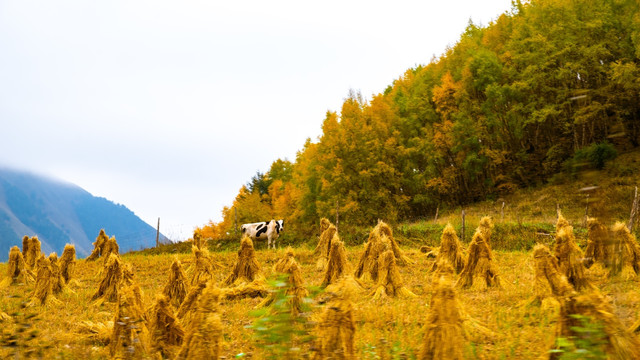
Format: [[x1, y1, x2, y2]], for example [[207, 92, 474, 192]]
[[570, 142, 617, 171]]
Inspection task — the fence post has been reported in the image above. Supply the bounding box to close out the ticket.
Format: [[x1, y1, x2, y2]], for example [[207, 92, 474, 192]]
[[461, 209, 466, 242], [501, 201, 505, 222], [629, 186, 639, 231], [156, 217, 160, 248], [434, 206, 439, 223]]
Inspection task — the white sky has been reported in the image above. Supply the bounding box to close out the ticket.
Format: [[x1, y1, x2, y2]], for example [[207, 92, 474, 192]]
[[0, 0, 513, 241]]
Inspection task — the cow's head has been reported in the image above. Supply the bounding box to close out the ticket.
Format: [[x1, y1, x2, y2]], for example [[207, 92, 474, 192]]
[[276, 219, 284, 234]]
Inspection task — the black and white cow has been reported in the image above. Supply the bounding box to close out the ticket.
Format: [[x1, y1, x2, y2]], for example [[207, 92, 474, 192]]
[[241, 219, 284, 249]]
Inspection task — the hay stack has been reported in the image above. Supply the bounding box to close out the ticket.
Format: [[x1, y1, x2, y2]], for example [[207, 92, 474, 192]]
[[25, 236, 42, 269], [59, 244, 76, 283], [48, 253, 65, 294], [371, 249, 417, 300], [313, 277, 356, 360], [456, 230, 501, 289], [315, 224, 337, 272], [355, 221, 412, 282], [188, 245, 215, 286], [418, 273, 464, 360], [92, 253, 124, 303], [556, 211, 571, 233], [192, 232, 207, 250], [521, 244, 571, 308], [150, 295, 184, 358], [177, 281, 208, 328], [612, 222, 640, 279], [176, 283, 223, 360], [584, 217, 611, 270], [86, 229, 109, 261], [32, 254, 60, 306], [4, 246, 33, 286], [258, 247, 308, 316], [163, 259, 188, 308], [101, 236, 119, 261], [430, 223, 465, 274], [223, 236, 261, 286], [553, 226, 591, 291], [322, 235, 349, 287], [478, 216, 494, 245], [21, 235, 29, 258], [110, 284, 150, 358], [550, 290, 640, 359], [221, 276, 269, 300]]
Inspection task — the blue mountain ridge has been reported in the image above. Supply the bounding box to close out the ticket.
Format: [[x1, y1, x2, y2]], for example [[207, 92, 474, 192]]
[[0, 167, 169, 262]]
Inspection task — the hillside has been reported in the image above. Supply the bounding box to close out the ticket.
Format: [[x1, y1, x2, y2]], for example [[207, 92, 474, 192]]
[[0, 167, 169, 261]]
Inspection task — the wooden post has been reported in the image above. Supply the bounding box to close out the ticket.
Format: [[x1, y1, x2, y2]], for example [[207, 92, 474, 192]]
[[501, 201, 505, 222], [434, 206, 439, 223], [335, 200, 339, 233], [234, 207, 238, 236], [584, 194, 589, 226], [629, 186, 639, 231], [156, 217, 160, 248], [556, 203, 560, 219], [461, 209, 466, 242]]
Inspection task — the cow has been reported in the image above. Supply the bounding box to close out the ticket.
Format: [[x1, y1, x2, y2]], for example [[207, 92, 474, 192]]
[[241, 219, 284, 249]]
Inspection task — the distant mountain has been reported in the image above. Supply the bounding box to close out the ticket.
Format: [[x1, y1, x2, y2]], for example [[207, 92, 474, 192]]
[[0, 167, 169, 261]]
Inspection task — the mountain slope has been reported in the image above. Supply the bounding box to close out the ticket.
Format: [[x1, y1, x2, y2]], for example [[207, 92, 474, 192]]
[[0, 167, 168, 261]]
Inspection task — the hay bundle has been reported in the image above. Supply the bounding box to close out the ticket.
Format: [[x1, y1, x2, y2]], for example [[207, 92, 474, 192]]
[[86, 229, 109, 261], [32, 254, 60, 306], [315, 224, 337, 272], [110, 284, 150, 358], [176, 281, 208, 328], [149, 295, 184, 358], [322, 235, 349, 287], [456, 230, 501, 289], [48, 253, 65, 294], [355, 223, 399, 283], [430, 223, 465, 274], [478, 216, 494, 245], [584, 217, 611, 269], [25, 236, 42, 269], [21, 235, 29, 257], [163, 259, 188, 308], [258, 247, 308, 315], [612, 222, 640, 279], [550, 290, 640, 359], [371, 249, 417, 300], [223, 236, 261, 286], [553, 226, 591, 291], [521, 244, 572, 308], [313, 277, 356, 360], [418, 274, 464, 360], [176, 283, 223, 360], [376, 221, 413, 265], [59, 244, 76, 283], [92, 253, 124, 303], [101, 236, 119, 261], [188, 245, 214, 286], [221, 276, 268, 300], [192, 232, 207, 250], [4, 246, 33, 286], [556, 211, 571, 233], [76, 320, 113, 345]]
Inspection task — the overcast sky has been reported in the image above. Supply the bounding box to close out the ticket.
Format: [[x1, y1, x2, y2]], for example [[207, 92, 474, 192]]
[[0, 0, 513, 241]]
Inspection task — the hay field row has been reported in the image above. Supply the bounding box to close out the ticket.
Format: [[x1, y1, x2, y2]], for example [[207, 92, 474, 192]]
[[1, 225, 640, 359]]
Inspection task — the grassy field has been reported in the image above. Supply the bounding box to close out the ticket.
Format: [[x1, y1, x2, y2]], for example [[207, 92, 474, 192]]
[[2, 232, 640, 359]]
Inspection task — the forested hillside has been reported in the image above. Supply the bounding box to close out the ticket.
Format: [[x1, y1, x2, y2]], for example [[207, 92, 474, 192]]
[[199, 0, 640, 238]]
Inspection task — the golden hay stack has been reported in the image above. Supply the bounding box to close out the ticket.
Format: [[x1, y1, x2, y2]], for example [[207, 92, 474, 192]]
[[584, 217, 611, 269], [456, 230, 501, 289], [176, 282, 223, 360], [223, 236, 261, 286], [188, 245, 215, 286], [4, 246, 33, 286], [25, 236, 42, 269], [192, 232, 207, 250], [177, 281, 208, 327], [110, 284, 150, 358], [313, 277, 356, 360], [59, 244, 76, 283], [149, 295, 184, 358], [32, 254, 60, 306], [101, 236, 119, 262], [355, 221, 412, 283], [611, 222, 640, 279], [430, 223, 465, 274], [163, 258, 188, 308], [48, 253, 65, 294], [522, 244, 571, 308], [92, 253, 124, 303], [221, 276, 268, 300], [258, 247, 308, 316], [322, 234, 349, 287], [418, 273, 464, 360], [86, 229, 109, 261], [315, 223, 337, 272], [478, 216, 494, 245], [371, 249, 416, 300], [553, 225, 591, 291], [21, 235, 29, 258]]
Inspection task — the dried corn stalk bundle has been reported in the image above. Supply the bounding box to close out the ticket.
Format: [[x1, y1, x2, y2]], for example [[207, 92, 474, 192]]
[[478, 216, 494, 245], [86, 229, 109, 261], [315, 224, 337, 272], [59, 244, 76, 283], [110, 284, 150, 359], [430, 223, 465, 274], [48, 253, 65, 294], [223, 236, 261, 286], [312, 277, 356, 360], [553, 226, 591, 291], [92, 253, 124, 303], [456, 230, 501, 289], [176, 283, 223, 360], [258, 247, 308, 316], [521, 244, 568, 308], [355, 221, 413, 283], [371, 250, 417, 300], [583, 217, 611, 270], [418, 274, 464, 360], [163, 258, 188, 308], [314, 218, 333, 257], [188, 245, 215, 286], [3, 246, 33, 286], [32, 254, 61, 306], [25, 236, 42, 269], [149, 295, 184, 358], [611, 222, 640, 279], [322, 235, 350, 287], [101, 236, 119, 262]]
